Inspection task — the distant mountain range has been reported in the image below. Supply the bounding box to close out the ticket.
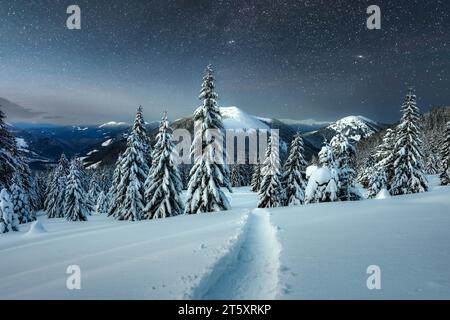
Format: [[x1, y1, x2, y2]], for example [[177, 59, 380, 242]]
[[9, 107, 386, 169]]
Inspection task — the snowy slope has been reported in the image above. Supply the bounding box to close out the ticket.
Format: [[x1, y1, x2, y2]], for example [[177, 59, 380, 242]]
[[1, 174, 449, 300], [0, 190, 256, 300], [272, 183, 450, 299]]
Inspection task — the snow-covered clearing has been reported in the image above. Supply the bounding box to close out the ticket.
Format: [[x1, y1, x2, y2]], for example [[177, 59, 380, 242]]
[[1, 180, 450, 299]]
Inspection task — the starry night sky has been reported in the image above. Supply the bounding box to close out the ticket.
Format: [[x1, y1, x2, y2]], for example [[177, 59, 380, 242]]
[[0, 0, 449, 124]]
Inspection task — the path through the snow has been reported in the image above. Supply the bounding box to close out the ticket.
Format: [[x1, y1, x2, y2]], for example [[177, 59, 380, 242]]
[[197, 209, 281, 300]]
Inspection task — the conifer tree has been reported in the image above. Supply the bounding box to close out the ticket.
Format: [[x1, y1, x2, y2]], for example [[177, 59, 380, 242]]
[[258, 135, 282, 208], [11, 179, 34, 223], [33, 171, 48, 210], [133, 105, 152, 172], [250, 162, 262, 192], [374, 128, 396, 189], [305, 144, 339, 204], [0, 188, 19, 233], [0, 107, 18, 189], [45, 154, 70, 218], [87, 172, 102, 212], [143, 113, 184, 219], [440, 121, 450, 185], [64, 159, 89, 221], [391, 89, 428, 195], [95, 191, 109, 214], [331, 133, 362, 201], [231, 165, 244, 187], [185, 65, 232, 214], [357, 156, 375, 188], [367, 165, 388, 198], [113, 108, 149, 221], [282, 132, 307, 206], [107, 154, 123, 217]]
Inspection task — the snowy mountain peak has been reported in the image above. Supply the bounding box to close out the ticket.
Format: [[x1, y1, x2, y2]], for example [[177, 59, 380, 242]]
[[98, 121, 128, 128], [328, 115, 380, 142], [220, 106, 270, 131]]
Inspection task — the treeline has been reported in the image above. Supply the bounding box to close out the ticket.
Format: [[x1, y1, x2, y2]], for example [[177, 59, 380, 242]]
[[2, 67, 450, 233]]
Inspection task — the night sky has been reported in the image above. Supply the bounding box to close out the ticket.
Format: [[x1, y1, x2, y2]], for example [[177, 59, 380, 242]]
[[0, 0, 449, 125]]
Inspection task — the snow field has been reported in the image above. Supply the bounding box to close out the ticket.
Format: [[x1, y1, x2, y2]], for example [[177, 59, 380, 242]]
[[1, 184, 450, 299]]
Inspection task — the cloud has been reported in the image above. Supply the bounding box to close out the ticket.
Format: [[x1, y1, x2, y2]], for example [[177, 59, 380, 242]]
[[0, 97, 45, 121]]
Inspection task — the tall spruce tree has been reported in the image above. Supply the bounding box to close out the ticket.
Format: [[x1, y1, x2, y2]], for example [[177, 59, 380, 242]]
[[331, 133, 362, 201], [374, 128, 396, 190], [107, 153, 123, 217], [0, 107, 19, 190], [45, 154, 70, 218], [134, 105, 153, 171], [231, 165, 244, 187], [64, 159, 89, 221], [250, 162, 262, 192], [95, 191, 109, 214], [440, 121, 450, 185], [282, 132, 307, 206], [185, 65, 232, 214], [0, 188, 19, 233], [10, 179, 34, 224], [143, 113, 184, 219], [367, 165, 388, 198], [113, 108, 149, 221], [33, 171, 47, 210], [258, 135, 282, 208], [390, 89, 428, 195]]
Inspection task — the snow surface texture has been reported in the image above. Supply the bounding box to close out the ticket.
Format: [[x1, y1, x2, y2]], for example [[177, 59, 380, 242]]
[[1, 181, 450, 299]]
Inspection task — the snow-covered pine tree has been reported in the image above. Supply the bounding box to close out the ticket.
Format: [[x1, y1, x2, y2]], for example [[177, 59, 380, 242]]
[[374, 128, 396, 189], [304, 144, 339, 204], [185, 65, 232, 214], [143, 113, 184, 219], [281, 132, 307, 206], [357, 156, 375, 188], [423, 133, 441, 174], [10, 179, 34, 224], [390, 89, 429, 195], [133, 105, 152, 172], [231, 165, 244, 187], [0, 188, 19, 233], [440, 121, 450, 185], [33, 171, 47, 210], [250, 162, 262, 192], [87, 171, 102, 212], [258, 135, 282, 208], [113, 108, 150, 221], [64, 159, 89, 221], [331, 133, 362, 201], [367, 165, 388, 198], [0, 107, 19, 190], [16, 156, 35, 209], [107, 153, 123, 217], [95, 191, 109, 214], [45, 154, 70, 218]]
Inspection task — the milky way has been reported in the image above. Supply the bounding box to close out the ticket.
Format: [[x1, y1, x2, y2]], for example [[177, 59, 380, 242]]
[[0, 0, 449, 124]]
